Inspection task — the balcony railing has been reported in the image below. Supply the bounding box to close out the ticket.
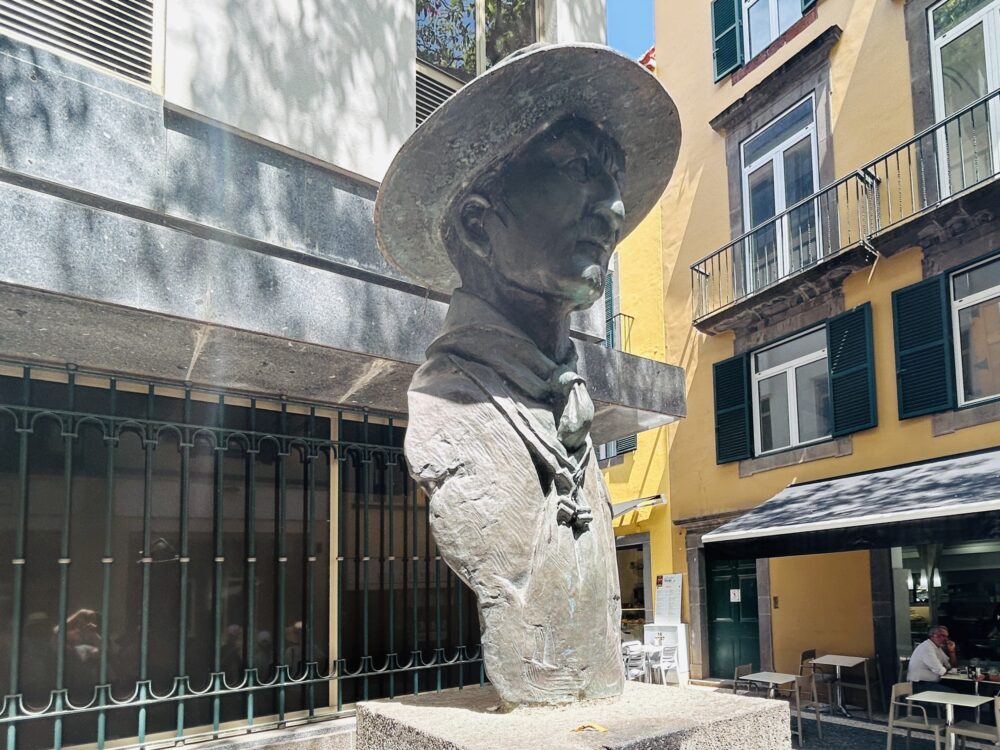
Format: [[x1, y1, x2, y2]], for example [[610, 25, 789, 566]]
[[692, 87, 1000, 322]]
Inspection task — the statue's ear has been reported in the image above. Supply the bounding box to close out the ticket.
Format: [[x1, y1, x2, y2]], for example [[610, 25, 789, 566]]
[[455, 193, 492, 261]]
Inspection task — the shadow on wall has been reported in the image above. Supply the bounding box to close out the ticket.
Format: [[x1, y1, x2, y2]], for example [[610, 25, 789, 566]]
[[169, 0, 413, 181]]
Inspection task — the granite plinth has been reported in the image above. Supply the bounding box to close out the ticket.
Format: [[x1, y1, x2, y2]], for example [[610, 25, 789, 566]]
[[356, 682, 791, 750]]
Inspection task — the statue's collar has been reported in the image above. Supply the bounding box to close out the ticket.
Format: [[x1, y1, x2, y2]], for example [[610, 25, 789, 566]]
[[428, 289, 578, 401]]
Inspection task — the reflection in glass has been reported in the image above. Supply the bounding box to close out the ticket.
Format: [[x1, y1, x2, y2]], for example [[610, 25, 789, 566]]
[[933, 0, 993, 37], [953, 255, 1000, 299], [744, 99, 813, 166], [416, 0, 477, 81], [784, 136, 818, 269], [795, 359, 831, 442], [756, 328, 827, 371], [747, 0, 771, 59], [958, 299, 1000, 402], [748, 161, 778, 289], [940, 23, 993, 192], [485, 0, 536, 69], [777, 0, 801, 34], [758, 372, 790, 452]]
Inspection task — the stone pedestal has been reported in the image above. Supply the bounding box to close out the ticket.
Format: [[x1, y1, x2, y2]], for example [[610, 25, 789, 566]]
[[356, 682, 791, 750]]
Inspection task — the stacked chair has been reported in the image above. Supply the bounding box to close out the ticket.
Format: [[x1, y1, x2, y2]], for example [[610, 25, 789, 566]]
[[621, 640, 646, 682]]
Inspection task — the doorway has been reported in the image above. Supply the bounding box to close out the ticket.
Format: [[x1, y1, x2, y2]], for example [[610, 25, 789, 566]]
[[707, 557, 760, 679]]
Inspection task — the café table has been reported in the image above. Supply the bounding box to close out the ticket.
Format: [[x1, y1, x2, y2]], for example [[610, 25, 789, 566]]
[[907, 690, 993, 750], [940, 669, 1000, 696], [809, 654, 867, 718], [742, 670, 797, 699]]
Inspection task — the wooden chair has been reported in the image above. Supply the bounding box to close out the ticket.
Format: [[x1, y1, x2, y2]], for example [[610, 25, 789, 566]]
[[947, 694, 1000, 749], [886, 682, 944, 750]]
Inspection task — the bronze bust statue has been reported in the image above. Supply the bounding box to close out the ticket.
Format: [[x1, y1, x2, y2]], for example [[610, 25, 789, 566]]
[[375, 43, 680, 707]]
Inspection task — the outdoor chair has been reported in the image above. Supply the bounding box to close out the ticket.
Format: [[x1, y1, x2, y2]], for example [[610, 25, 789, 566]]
[[839, 657, 877, 720], [648, 645, 679, 685], [898, 656, 910, 684], [886, 682, 945, 750], [786, 674, 824, 746], [946, 694, 1000, 749], [622, 640, 646, 682], [799, 649, 837, 709], [733, 663, 761, 696]]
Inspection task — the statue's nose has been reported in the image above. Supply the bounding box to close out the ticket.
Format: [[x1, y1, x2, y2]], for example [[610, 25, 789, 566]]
[[594, 199, 625, 237]]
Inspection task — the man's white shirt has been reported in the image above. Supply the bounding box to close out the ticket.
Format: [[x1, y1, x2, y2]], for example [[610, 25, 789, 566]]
[[908, 638, 951, 682]]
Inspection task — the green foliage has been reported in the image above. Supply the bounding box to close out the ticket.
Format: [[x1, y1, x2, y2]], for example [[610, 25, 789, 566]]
[[416, 0, 477, 80], [416, 0, 536, 80]]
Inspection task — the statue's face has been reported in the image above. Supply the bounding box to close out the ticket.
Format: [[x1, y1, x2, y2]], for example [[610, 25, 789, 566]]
[[478, 120, 625, 307]]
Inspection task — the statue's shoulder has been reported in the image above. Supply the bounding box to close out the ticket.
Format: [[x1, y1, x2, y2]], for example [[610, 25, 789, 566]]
[[405, 353, 521, 470]]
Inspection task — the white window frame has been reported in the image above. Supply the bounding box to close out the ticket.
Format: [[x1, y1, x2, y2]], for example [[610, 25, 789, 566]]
[[742, 0, 803, 62], [751, 327, 831, 456], [928, 0, 1000, 195], [739, 94, 821, 292], [950, 254, 1000, 406]]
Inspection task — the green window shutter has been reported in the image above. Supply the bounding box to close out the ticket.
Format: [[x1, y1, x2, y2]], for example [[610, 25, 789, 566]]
[[892, 275, 956, 419], [802, 0, 817, 11], [826, 302, 877, 436], [714, 354, 752, 464], [604, 271, 615, 349], [616, 434, 638, 453], [712, 0, 744, 81]]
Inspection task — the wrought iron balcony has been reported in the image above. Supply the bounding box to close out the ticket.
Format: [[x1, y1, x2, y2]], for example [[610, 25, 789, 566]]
[[692, 87, 1000, 325]]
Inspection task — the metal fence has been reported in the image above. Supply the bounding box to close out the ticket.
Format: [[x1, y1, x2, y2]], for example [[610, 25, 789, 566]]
[[0, 361, 481, 750], [692, 87, 1000, 322]]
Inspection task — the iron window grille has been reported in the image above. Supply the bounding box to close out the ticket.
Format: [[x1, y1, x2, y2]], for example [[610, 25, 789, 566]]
[[0, 360, 481, 750]]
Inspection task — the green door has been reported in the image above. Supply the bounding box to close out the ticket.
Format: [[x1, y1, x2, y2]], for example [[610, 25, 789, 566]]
[[707, 558, 760, 679]]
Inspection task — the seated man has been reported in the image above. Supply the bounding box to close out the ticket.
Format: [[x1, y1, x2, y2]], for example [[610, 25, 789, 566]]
[[908, 625, 958, 694]]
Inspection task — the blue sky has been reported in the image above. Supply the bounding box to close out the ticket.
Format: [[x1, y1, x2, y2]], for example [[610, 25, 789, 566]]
[[606, 0, 654, 60]]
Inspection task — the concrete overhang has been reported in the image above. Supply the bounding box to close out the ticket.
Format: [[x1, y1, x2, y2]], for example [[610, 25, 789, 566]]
[[0, 283, 684, 443]]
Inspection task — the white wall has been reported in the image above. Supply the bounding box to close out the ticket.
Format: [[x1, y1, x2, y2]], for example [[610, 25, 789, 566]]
[[164, 0, 415, 182], [545, 0, 607, 44]]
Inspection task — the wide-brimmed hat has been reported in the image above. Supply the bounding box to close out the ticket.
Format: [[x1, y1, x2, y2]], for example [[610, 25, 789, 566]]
[[375, 42, 681, 294]]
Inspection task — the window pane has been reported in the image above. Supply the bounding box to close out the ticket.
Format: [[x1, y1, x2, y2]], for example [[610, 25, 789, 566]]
[[747, 0, 772, 59], [953, 256, 1000, 300], [485, 0, 536, 69], [795, 358, 831, 442], [416, 0, 477, 81], [939, 22, 993, 192], [756, 328, 826, 372], [744, 99, 814, 166], [958, 297, 1000, 401], [933, 0, 993, 38], [784, 137, 819, 270], [777, 0, 802, 35], [758, 372, 790, 452], [748, 161, 777, 226]]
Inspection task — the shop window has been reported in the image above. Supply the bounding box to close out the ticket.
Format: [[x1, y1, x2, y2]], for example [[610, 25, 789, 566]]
[[929, 0, 1000, 197], [894, 542, 1000, 663], [714, 303, 876, 464], [893, 251, 1000, 417], [740, 96, 820, 293], [711, 0, 817, 80]]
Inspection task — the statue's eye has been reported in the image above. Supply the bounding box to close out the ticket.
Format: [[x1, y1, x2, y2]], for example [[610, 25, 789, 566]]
[[563, 156, 590, 181]]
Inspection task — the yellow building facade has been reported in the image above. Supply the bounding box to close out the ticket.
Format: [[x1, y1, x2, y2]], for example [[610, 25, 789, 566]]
[[609, 0, 1000, 693]]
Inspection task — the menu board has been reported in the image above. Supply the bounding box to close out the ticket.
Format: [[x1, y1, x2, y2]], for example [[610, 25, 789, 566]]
[[654, 573, 682, 625]]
